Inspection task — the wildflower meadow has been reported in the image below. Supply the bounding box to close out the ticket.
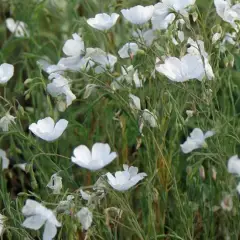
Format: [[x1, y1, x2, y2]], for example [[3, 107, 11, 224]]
[[1, 0, 240, 239]]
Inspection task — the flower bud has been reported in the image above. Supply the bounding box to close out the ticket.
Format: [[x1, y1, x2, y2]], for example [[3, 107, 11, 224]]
[[199, 165, 205, 180]]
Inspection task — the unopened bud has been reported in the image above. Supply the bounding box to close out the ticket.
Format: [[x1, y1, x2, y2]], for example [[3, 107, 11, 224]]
[[199, 165, 205, 180], [212, 167, 217, 181]]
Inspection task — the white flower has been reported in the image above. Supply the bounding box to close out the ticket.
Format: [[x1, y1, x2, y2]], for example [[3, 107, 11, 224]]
[[151, 0, 195, 30], [155, 54, 205, 82], [0, 214, 6, 236], [0, 63, 14, 84], [106, 164, 147, 191], [47, 73, 76, 107], [212, 32, 222, 44], [29, 117, 68, 142], [0, 149, 10, 170], [214, 0, 240, 31], [223, 32, 237, 45], [0, 113, 16, 132], [227, 155, 240, 175], [87, 49, 117, 73], [14, 163, 27, 172], [118, 42, 139, 59], [6, 18, 29, 37], [177, 31, 185, 42], [56, 195, 75, 214], [62, 33, 85, 57], [80, 189, 92, 201], [132, 29, 157, 46], [142, 109, 158, 128], [220, 195, 233, 211], [87, 13, 119, 31], [22, 199, 61, 240], [187, 38, 215, 80], [121, 5, 154, 25], [129, 94, 141, 110], [47, 173, 62, 194], [76, 207, 93, 230], [180, 128, 215, 153], [237, 182, 240, 194], [71, 143, 117, 171]]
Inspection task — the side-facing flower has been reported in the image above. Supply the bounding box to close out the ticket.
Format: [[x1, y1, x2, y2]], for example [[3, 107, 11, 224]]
[[47, 73, 76, 108], [71, 143, 117, 171], [180, 128, 215, 153], [121, 5, 154, 25], [0, 149, 10, 170], [76, 207, 93, 230], [129, 94, 141, 110], [47, 173, 63, 194], [22, 199, 61, 240], [0, 63, 14, 84], [155, 54, 205, 82], [87, 13, 119, 31], [227, 155, 240, 175], [118, 42, 139, 59], [132, 29, 157, 46], [142, 109, 158, 128], [106, 164, 147, 191], [0, 113, 16, 132], [6, 18, 29, 37], [62, 33, 85, 57], [29, 117, 68, 142]]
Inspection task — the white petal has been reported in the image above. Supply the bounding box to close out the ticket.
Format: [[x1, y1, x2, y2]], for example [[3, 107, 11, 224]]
[[0, 63, 14, 84], [43, 221, 57, 240], [22, 215, 46, 230], [76, 207, 93, 230], [228, 155, 240, 175]]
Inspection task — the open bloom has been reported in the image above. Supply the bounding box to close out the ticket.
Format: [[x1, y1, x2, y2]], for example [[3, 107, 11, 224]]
[[214, 0, 240, 31], [6, 18, 29, 37], [47, 173, 63, 194], [47, 73, 76, 108], [76, 207, 93, 230], [71, 143, 117, 171], [87, 13, 119, 31], [118, 43, 139, 59], [152, 0, 195, 30], [187, 38, 214, 80], [142, 109, 158, 128], [29, 117, 68, 142], [132, 29, 157, 46], [0, 63, 14, 84], [62, 33, 85, 57], [107, 164, 147, 191], [180, 128, 215, 153], [227, 155, 240, 175], [86, 48, 117, 73], [0, 113, 16, 132], [121, 5, 154, 25], [0, 149, 10, 170], [22, 199, 61, 240], [155, 54, 205, 82]]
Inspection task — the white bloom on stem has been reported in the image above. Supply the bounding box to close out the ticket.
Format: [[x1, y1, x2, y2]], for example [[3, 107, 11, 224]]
[[151, 0, 195, 30], [132, 29, 157, 46], [0, 214, 6, 236], [0, 113, 16, 132], [14, 163, 27, 172], [212, 32, 222, 44], [22, 199, 61, 240], [0, 149, 10, 170], [0, 63, 14, 84], [186, 38, 215, 80], [62, 33, 85, 57], [29, 117, 68, 142], [76, 207, 93, 230], [87, 13, 119, 31], [227, 155, 240, 175], [180, 128, 215, 153], [106, 164, 147, 191], [220, 195, 233, 211], [71, 143, 117, 171], [47, 173, 62, 194], [47, 73, 76, 107], [6, 18, 29, 37], [56, 195, 75, 214], [118, 42, 139, 59], [121, 5, 154, 25], [120, 65, 143, 88], [155, 54, 205, 82], [129, 94, 141, 110], [236, 182, 240, 194], [142, 109, 158, 128], [214, 0, 240, 31]]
